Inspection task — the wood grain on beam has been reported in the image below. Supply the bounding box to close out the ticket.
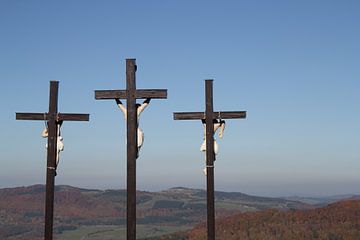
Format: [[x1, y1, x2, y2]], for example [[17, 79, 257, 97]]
[[16, 113, 48, 120], [16, 113, 89, 121], [57, 113, 89, 121], [95, 89, 167, 100], [173, 111, 246, 120]]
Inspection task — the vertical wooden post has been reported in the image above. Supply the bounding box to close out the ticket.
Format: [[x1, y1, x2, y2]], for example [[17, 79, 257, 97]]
[[94, 59, 167, 240], [126, 59, 137, 240], [44, 81, 58, 240], [16, 81, 89, 240], [205, 80, 215, 240], [173, 80, 246, 240]]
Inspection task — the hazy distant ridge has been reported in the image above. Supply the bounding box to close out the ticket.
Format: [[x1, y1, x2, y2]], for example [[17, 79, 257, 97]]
[[0, 185, 311, 240]]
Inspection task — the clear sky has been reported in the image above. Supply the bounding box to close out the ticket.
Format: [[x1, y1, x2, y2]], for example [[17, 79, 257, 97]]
[[0, 0, 359, 197]]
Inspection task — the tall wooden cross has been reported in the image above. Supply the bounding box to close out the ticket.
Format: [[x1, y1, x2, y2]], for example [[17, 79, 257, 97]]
[[94, 59, 167, 240], [173, 79, 246, 240], [16, 81, 89, 240]]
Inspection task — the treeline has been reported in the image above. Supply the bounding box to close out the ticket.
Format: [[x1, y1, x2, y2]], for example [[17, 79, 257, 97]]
[[0, 224, 42, 240], [158, 200, 360, 240]]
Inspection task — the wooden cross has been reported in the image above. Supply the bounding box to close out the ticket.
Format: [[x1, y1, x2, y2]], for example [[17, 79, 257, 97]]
[[94, 59, 167, 240], [173, 79, 246, 240], [16, 81, 89, 240]]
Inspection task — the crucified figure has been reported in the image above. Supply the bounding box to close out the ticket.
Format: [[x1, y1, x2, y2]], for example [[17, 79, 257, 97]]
[[41, 121, 64, 176], [115, 98, 151, 153], [200, 119, 225, 175]]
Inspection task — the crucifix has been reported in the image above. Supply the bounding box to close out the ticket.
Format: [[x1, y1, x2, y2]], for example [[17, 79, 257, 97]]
[[94, 59, 167, 240], [173, 79, 246, 240], [16, 81, 89, 240]]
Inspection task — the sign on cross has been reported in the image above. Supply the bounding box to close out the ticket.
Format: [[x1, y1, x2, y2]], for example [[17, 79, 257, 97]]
[[173, 79, 246, 240], [16, 81, 89, 240], [94, 59, 167, 240]]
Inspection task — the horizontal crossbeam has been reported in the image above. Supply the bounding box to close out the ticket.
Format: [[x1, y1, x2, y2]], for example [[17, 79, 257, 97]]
[[16, 113, 89, 121], [95, 89, 167, 100], [58, 113, 90, 121], [173, 111, 246, 120]]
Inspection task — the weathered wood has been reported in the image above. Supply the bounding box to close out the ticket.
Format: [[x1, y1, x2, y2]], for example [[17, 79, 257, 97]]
[[172, 79, 246, 240], [173, 111, 247, 120], [205, 80, 215, 240], [94, 58, 168, 240], [15, 80, 89, 240], [16, 113, 49, 121], [44, 81, 58, 240], [95, 89, 167, 100], [57, 113, 89, 121], [136, 89, 167, 99], [126, 59, 137, 240], [95, 90, 127, 99], [16, 113, 89, 121]]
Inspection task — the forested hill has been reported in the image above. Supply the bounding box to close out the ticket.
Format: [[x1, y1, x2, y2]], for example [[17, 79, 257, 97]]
[[163, 199, 360, 240], [0, 185, 310, 240]]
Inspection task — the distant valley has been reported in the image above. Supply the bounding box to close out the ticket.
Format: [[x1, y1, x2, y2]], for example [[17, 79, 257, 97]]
[[0, 185, 312, 240]]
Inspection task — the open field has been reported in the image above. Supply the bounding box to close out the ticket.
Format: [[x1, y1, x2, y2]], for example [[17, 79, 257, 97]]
[[56, 224, 191, 240], [0, 185, 313, 240]]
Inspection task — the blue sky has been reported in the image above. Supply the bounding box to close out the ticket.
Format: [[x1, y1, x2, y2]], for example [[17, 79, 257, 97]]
[[0, 0, 359, 197]]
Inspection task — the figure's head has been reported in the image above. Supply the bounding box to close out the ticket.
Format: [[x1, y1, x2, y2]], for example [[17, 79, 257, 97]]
[[136, 103, 141, 108]]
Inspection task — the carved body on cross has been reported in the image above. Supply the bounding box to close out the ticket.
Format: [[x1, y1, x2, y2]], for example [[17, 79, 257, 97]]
[[115, 98, 151, 152], [16, 81, 89, 240], [200, 119, 225, 175], [200, 119, 226, 154], [173, 80, 246, 240], [95, 59, 167, 240], [42, 122, 64, 174]]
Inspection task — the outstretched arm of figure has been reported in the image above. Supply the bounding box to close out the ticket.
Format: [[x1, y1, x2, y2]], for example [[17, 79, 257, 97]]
[[41, 121, 49, 138], [218, 120, 226, 139], [41, 128, 48, 138], [115, 98, 127, 118], [201, 119, 206, 136], [137, 98, 151, 116]]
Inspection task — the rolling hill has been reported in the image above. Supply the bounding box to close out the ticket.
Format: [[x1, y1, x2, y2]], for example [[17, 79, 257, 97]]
[[157, 199, 360, 240], [0, 185, 310, 240]]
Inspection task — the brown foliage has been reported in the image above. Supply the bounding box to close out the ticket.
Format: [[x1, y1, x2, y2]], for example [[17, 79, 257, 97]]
[[186, 200, 360, 240]]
